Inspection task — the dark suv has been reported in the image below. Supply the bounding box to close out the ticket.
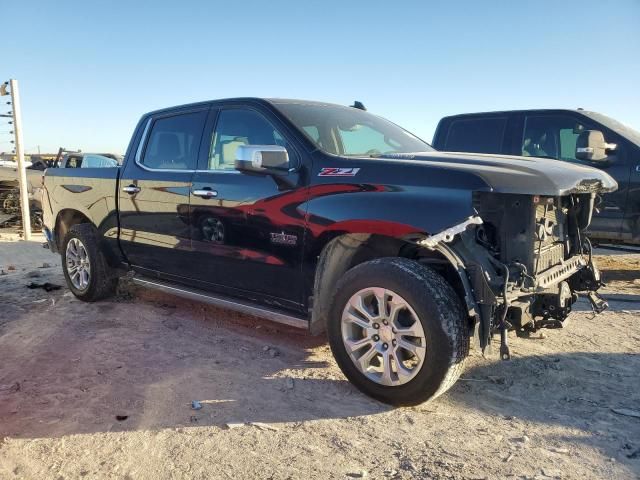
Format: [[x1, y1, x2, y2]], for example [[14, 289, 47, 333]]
[[433, 109, 640, 245]]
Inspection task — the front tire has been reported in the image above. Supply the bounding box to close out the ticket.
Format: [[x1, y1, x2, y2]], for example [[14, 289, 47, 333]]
[[61, 223, 117, 302], [327, 258, 469, 406]]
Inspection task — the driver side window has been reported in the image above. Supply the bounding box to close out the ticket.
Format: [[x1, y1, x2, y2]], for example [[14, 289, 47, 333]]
[[522, 115, 591, 162], [208, 109, 288, 171]]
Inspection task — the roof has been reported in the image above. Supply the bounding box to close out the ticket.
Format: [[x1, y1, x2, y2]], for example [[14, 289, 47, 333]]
[[441, 108, 593, 119], [143, 97, 349, 116]]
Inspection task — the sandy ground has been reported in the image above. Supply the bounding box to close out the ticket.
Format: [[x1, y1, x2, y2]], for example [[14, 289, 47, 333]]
[[0, 232, 639, 480]]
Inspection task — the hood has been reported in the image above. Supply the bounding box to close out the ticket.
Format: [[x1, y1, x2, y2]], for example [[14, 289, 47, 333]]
[[375, 151, 618, 196]]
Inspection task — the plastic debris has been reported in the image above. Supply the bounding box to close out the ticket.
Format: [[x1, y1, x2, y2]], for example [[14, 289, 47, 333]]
[[191, 400, 203, 410], [26, 281, 61, 292]]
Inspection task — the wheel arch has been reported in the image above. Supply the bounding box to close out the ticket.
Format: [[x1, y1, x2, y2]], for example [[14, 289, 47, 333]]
[[309, 232, 477, 335], [55, 208, 93, 251]]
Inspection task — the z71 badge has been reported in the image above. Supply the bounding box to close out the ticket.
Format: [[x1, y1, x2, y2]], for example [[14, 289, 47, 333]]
[[318, 167, 360, 177]]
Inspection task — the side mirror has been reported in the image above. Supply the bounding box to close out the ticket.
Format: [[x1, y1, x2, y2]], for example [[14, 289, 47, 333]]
[[235, 145, 290, 175], [576, 130, 616, 162]]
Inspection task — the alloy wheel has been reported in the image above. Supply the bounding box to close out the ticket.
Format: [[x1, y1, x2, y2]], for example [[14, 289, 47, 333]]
[[66, 237, 91, 291], [341, 287, 427, 386]]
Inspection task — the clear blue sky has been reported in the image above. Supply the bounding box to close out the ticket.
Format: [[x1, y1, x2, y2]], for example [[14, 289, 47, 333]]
[[2, 0, 639, 154]]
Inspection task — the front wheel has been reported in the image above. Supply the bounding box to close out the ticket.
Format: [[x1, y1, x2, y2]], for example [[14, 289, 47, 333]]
[[61, 223, 117, 302], [327, 258, 469, 406]]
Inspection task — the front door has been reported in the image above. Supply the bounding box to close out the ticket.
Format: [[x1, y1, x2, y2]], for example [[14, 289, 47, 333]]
[[521, 113, 631, 238], [118, 108, 208, 277], [188, 106, 308, 308]]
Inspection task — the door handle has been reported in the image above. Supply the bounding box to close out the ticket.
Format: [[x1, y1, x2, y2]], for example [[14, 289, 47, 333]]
[[122, 185, 141, 194], [192, 189, 218, 198]]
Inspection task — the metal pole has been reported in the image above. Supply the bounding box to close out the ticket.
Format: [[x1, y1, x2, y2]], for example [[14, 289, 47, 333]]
[[10, 79, 31, 240]]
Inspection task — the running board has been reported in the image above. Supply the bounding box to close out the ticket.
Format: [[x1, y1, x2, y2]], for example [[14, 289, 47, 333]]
[[131, 276, 309, 330]]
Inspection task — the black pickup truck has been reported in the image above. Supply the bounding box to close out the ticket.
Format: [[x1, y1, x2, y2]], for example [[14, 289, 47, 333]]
[[433, 109, 640, 245], [42, 98, 616, 405]]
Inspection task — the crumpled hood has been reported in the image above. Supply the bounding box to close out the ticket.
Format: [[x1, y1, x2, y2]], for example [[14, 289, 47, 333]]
[[376, 151, 618, 196]]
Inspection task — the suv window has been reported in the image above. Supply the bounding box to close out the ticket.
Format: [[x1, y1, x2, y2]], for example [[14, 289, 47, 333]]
[[65, 155, 83, 168], [207, 109, 288, 171], [522, 115, 590, 162], [444, 117, 507, 154], [140, 111, 206, 170]]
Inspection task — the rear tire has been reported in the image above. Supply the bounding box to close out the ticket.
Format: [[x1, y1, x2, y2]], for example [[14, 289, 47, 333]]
[[61, 223, 117, 302], [327, 257, 469, 406]]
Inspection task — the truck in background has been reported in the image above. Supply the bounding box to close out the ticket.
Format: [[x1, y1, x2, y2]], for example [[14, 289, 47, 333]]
[[432, 109, 640, 245]]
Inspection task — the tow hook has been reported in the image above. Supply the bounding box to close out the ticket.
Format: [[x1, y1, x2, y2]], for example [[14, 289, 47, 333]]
[[587, 291, 609, 314]]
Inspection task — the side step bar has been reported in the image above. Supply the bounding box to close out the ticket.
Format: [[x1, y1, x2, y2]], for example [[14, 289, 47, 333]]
[[131, 276, 309, 330]]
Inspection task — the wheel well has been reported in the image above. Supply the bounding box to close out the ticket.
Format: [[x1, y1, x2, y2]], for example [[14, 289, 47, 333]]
[[309, 233, 471, 334], [55, 209, 92, 251]]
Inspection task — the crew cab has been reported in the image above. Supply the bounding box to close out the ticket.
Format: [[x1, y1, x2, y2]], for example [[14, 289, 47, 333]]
[[433, 109, 640, 245], [42, 98, 616, 405]]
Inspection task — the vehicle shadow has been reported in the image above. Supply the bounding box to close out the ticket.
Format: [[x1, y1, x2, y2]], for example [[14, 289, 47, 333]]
[[0, 281, 638, 476]]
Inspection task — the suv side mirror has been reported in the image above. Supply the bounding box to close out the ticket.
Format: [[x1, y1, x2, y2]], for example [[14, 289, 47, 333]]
[[576, 130, 616, 162], [235, 145, 290, 175]]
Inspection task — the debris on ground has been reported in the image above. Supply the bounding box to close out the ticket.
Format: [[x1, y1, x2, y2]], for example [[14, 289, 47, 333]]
[[249, 422, 280, 431], [0, 382, 20, 393], [191, 401, 202, 410], [26, 281, 61, 292], [115, 415, 128, 421], [225, 422, 245, 429]]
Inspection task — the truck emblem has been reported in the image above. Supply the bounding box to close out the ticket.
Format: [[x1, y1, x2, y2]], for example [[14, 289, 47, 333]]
[[270, 231, 298, 246], [318, 167, 360, 177]]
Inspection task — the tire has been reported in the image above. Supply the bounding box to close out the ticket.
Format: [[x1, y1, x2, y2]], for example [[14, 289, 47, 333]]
[[61, 223, 117, 302], [327, 257, 469, 406]]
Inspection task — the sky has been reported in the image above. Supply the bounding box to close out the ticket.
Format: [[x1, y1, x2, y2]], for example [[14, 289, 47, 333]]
[[1, 0, 639, 154]]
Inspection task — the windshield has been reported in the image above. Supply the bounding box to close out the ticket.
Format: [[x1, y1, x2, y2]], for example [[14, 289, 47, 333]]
[[274, 102, 433, 157]]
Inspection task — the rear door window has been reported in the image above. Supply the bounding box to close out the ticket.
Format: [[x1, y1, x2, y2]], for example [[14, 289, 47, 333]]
[[140, 111, 207, 170], [444, 117, 507, 154]]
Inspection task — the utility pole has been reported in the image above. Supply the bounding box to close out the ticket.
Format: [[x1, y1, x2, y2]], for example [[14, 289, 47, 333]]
[[2, 80, 31, 239]]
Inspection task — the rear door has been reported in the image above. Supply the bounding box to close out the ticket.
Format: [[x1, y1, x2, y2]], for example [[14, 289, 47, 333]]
[[118, 107, 208, 277], [187, 105, 308, 308], [435, 115, 510, 154]]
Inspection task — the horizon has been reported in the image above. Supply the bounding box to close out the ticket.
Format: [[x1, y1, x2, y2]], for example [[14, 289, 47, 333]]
[[2, 0, 639, 154]]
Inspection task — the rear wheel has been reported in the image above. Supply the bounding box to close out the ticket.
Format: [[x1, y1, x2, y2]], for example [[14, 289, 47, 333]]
[[327, 257, 469, 405], [61, 224, 117, 301]]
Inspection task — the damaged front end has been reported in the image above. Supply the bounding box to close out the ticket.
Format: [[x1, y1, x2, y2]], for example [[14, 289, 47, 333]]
[[417, 191, 607, 360]]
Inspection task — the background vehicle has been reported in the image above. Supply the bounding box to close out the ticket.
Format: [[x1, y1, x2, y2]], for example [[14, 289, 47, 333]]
[[52, 150, 121, 168], [0, 152, 119, 229], [433, 109, 640, 245], [41, 99, 614, 405]]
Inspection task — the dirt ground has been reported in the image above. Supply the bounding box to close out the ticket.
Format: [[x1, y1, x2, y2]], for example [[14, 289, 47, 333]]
[[0, 232, 639, 480]]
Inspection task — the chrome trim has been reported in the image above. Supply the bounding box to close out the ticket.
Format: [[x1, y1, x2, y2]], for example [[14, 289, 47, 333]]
[[132, 276, 309, 329], [122, 185, 141, 194], [192, 189, 218, 198]]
